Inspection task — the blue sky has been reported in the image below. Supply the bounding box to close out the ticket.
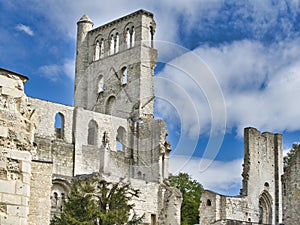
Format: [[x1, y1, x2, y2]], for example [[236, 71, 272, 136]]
[[1, 0, 300, 195]]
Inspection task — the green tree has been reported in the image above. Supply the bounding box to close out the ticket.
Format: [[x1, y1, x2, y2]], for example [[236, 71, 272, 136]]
[[51, 174, 143, 225], [284, 143, 299, 169], [169, 172, 203, 225]]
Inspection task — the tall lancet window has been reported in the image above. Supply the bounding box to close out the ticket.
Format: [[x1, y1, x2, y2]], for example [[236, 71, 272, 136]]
[[95, 41, 100, 61]]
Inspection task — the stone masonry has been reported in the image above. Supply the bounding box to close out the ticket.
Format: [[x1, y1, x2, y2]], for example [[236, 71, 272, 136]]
[[199, 127, 283, 225], [2, 9, 300, 225], [282, 146, 300, 225], [1, 10, 181, 225], [0, 68, 53, 225]]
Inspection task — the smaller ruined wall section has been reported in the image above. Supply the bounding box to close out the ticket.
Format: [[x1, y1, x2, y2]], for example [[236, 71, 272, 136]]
[[130, 119, 167, 183], [199, 191, 220, 225], [157, 184, 182, 225], [33, 137, 74, 177], [28, 98, 75, 177], [282, 147, 300, 225], [28, 160, 52, 225], [28, 97, 74, 144], [0, 70, 37, 225], [73, 107, 128, 175], [200, 191, 256, 224]]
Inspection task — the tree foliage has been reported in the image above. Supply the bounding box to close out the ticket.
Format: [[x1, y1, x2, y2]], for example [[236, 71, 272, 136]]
[[284, 143, 299, 169], [169, 172, 203, 225], [51, 175, 143, 225]]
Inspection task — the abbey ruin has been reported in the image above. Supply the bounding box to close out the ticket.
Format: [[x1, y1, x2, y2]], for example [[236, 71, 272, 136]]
[[0, 9, 299, 225]]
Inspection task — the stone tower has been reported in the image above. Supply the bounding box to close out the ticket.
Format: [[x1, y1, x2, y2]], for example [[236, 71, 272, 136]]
[[241, 127, 283, 224], [74, 10, 157, 121]]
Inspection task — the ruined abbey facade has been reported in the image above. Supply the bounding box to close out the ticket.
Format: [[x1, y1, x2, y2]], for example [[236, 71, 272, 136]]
[[0, 9, 299, 225]]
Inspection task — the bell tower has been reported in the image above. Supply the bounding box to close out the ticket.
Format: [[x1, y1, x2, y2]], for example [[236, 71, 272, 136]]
[[74, 10, 157, 121]]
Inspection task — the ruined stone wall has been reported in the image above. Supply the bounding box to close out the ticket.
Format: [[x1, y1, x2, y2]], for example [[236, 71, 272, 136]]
[[241, 128, 283, 224], [157, 183, 182, 225], [200, 191, 253, 225], [282, 146, 300, 225], [0, 69, 36, 225], [28, 160, 52, 225], [199, 128, 283, 225], [28, 97, 74, 144], [75, 10, 157, 121]]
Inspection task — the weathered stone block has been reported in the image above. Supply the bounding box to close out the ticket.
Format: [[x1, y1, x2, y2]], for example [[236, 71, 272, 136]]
[[10, 150, 31, 162], [0, 214, 22, 225], [0, 126, 9, 138], [1, 87, 23, 98], [0, 180, 16, 194], [15, 181, 30, 197], [21, 161, 31, 174], [7, 205, 29, 218], [2, 193, 22, 205]]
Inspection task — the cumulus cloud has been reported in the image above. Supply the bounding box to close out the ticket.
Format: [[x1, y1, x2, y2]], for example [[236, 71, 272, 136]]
[[169, 155, 243, 195], [155, 37, 300, 139], [38, 59, 75, 81], [15, 24, 34, 36]]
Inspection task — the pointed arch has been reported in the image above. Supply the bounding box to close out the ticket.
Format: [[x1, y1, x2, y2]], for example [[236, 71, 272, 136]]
[[259, 190, 273, 224], [88, 120, 98, 145]]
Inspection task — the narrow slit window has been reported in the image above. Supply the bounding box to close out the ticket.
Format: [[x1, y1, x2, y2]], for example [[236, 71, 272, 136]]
[[121, 67, 128, 85], [109, 35, 114, 55], [131, 27, 135, 47], [115, 33, 119, 53], [54, 113, 64, 139], [126, 28, 131, 49], [95, 41, 100, 60], [100, 39, 104, 58], [98, 75, 104, 93]]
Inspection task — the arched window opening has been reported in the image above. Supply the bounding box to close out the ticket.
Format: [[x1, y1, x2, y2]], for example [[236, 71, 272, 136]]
[[109, 35, 114, 56], [115, 33, 119, 53], [126, 28, 131, 48], [55, 113, 64, 139], [105, 96, 116, 115], [149, 26, 154, 48], [121, 67, 128, 85], [51, 192, 58, 209], [206, 199, 212, 206], [60, 193, 66, 212], [97, 75, 104, 93], [259, 191, 272, 224], [100, 39, 104, 58], [95, 41, 100, 61], [88, 120, 98, 146], [264, 182, 269, 188], [131, 27, 135, 47], [116, 126, 126, 151]]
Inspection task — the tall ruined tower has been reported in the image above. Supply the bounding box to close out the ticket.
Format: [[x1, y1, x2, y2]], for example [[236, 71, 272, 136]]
[[241, 127, 283, 224], [74, 10, 157, 121], [199, 127, 283, 225]]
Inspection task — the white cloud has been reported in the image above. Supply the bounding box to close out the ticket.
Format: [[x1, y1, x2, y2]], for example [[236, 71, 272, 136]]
[[156, 38, 300, 138], [38, 59, 75, 81], [169, 155, 243, 195], [15, 24, 34, 36]]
